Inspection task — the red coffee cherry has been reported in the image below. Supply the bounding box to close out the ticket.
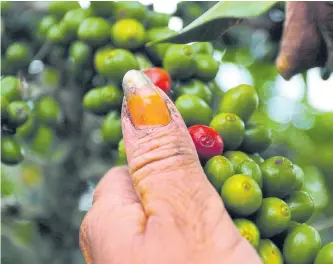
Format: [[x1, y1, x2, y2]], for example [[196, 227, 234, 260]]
[[144, 67, 172, 94], [188, 125, 224, 161]]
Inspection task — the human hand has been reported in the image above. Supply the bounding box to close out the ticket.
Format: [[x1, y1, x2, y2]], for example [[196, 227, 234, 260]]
[[276, 1, 333, 80], [79, 70, 262, 264]]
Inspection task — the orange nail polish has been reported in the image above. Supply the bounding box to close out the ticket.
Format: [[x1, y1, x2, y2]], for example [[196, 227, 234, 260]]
[[276, 55, 289, 73], [122, 70, 171, 127]]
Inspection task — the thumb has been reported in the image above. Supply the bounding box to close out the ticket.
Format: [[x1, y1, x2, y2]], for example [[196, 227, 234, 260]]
[[121, 70, 220, 220]]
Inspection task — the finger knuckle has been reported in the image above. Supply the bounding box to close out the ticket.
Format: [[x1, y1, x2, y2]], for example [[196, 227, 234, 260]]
[[130, 128, 197, 176]]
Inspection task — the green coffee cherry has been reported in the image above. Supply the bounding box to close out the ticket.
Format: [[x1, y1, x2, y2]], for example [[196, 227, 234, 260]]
[[177, 2, 204, 24], [118, 138, 126, 158], [146, 11, 170, 28], [37, 15, 58, 40], [191, 42, 214, 55], [204, 155, 234, 192], [1, 136, 23, 165], [218, 84, 259, 122], [113, 1, 147, 21], [223, 151, 251, 170], [7, 101, 31, 127], [94, 49, 139, 82], [255, 197, 291, 238], [284, 191, 314, 223], [40, 67, 60, 88], [240, 123, 272, 153], [1, 172, 16, 197], [115, 138, 127, 165], [101, 111, 122, 146], [283, 224, 321, 264], [175, 79, 212, 104], [77, 17, 110, 46], [69, 41, 93, 67], [111, 18, 146, 50], [47, 23, 68, 44], [194, 54, 219, 82], [94, 45, 114, 72], [236, 159, 263, 188], [258, 239, 283, 264], [234, 218, 260, 248], [5, 42, 32, 68], [1, 95, 9, 120], [48, 1, 80, 18], [32, 126, 54, 154], [249, 153, 265, 165], [163, 44, 196, 80], [83, 85, 122, 115], [1, 76, 22, 102], [36, 97, 60, 126], [260, 156, 296, 198], [209, 113, 245, 151], [175, 94, 212, 126], [314, 242, 333, 264], [61, 8, 92, 37], [145, 27, 176, 65], [16, 113, 38, 139], [221, 174, 262, 216]]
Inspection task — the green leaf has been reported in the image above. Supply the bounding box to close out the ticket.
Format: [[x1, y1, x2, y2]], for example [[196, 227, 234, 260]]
[[147, 1, 278, 46]]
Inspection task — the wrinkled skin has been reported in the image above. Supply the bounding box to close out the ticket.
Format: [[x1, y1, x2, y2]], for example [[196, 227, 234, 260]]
[[276, 2, 333, 80], [79, 89, 261, 263]]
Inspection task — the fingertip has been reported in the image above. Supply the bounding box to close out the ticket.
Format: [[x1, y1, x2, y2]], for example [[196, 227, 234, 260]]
[[276, 55, 293, 80]]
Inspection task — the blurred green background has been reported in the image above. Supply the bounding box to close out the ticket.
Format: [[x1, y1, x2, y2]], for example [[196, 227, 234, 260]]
[[1, 1, 332, 264]]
